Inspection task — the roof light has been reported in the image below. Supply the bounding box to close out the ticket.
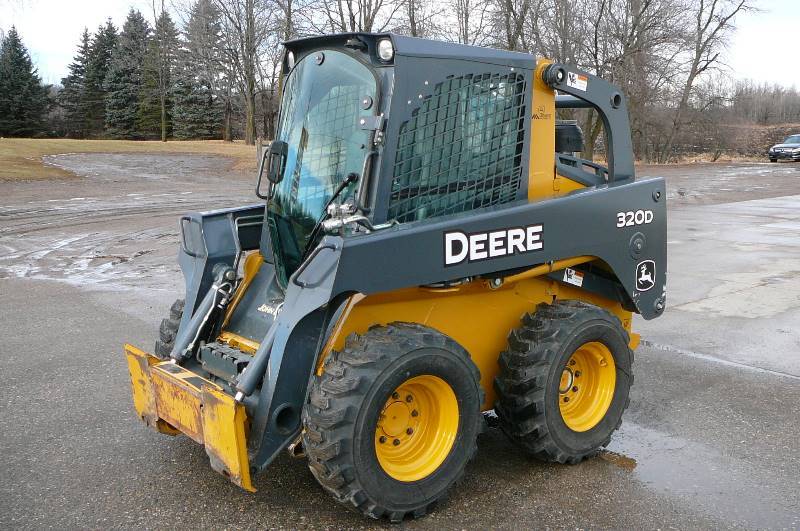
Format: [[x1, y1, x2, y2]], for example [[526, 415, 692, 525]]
[[377, 39, 394, 62]]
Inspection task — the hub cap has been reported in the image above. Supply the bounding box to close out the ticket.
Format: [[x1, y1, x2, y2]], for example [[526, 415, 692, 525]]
[[375, 375, 459, 482], [559, 341, 616, 432]]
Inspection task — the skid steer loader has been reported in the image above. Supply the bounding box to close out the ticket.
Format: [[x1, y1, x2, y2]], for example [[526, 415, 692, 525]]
[[124, 32, 666, 522]]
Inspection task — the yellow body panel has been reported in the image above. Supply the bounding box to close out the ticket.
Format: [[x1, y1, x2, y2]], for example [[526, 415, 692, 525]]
[[318, 259, 633, 410], [529, 58, 590, 200], [123, 344, 254, 492], [528, 59, 557, 201]]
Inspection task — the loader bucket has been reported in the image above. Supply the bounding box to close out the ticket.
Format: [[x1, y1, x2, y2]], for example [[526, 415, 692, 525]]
[[123, 344, 255, 492]]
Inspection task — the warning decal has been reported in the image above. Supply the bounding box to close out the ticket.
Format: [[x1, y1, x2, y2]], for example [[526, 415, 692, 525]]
[[566, 72, 588, 91]]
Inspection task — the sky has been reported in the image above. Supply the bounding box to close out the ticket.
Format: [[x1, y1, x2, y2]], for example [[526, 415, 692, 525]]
[[1, 0, 798, 88]]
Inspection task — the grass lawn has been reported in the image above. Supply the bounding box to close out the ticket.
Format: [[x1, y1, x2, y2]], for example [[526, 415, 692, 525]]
[[0, 138, 258, 181]]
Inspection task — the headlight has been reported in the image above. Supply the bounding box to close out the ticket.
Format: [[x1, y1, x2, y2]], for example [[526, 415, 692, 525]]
[[286, 50, 295, 69], [377, 38, 394, 62]]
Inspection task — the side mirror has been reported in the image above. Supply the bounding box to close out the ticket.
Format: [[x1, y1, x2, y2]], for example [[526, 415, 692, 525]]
[[256, 140, 289, 199]]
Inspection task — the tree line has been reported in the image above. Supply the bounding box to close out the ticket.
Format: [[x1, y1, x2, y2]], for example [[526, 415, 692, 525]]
[[1, 0, 799, 162]]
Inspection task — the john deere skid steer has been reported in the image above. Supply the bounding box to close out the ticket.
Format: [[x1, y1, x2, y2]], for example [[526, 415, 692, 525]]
[[124, 33, 666, 522]]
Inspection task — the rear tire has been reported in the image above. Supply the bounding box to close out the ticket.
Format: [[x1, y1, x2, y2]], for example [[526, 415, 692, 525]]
[[302, 323, 483, 522], [154, 298, 184, 359], [494, 300, 632, 463]]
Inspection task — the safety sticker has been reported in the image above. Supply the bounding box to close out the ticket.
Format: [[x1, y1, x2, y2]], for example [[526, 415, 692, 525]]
[[566, 72, 588, 91], [635, 260, 656, 291], [563, 268, 584, 287]]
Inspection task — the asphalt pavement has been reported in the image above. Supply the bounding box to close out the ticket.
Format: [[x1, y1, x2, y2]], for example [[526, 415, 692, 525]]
[[1, 155, 798, 529]]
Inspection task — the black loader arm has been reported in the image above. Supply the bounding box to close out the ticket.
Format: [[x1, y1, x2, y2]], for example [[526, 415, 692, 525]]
[[546, 62, 635, 184]]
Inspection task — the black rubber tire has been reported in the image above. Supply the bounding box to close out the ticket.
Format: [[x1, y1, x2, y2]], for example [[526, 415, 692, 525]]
[[154, 298, 184, 359], [302, 323, 484, 523], [494, 300, 632, 463]]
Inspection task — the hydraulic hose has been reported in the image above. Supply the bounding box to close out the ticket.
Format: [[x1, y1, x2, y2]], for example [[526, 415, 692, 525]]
[[170, 266, 235, 363]]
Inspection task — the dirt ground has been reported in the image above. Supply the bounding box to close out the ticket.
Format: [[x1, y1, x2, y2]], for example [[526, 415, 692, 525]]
[[1, 152, 799, 529], [0, 138, 257, 180]]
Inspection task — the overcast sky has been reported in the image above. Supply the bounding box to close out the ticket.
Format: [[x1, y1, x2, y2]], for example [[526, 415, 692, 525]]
[[1, 0, 798, 88]]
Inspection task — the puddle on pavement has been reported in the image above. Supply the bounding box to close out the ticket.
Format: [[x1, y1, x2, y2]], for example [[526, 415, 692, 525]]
[[603, 421, 795, 527], [598, 450, 637, 471]]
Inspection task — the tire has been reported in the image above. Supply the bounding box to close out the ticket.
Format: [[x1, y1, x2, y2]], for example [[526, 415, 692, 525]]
[[494, 300, 632, 463], [770, 159, 777, 163], [154, 298, 184, 359], [302, 323, 484, 522]]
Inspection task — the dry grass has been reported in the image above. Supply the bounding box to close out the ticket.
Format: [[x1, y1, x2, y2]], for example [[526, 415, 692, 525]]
[[0, 138, 258, 181]]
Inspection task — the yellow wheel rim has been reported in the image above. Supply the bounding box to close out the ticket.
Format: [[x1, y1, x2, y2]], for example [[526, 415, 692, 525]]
[[374, 375, 459, 482], [559, 341, 616, 432]]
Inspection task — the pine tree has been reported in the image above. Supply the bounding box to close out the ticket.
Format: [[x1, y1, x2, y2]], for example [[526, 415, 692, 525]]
[[85, 20, 117, 137], [137, 11, 179, 140], [59, 28, 91, 137], [105, 10, 150, 139], [0, 27, 50, 137], [173, 0, 223, 139], [137, 41, 163, 139]]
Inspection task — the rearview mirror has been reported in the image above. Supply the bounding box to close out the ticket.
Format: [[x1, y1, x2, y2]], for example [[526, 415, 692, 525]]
[[266, 140, 288, 184], [255, 140, 289, 199]]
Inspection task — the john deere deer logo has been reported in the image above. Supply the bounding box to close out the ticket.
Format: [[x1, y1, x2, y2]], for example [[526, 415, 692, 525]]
[[636, 260, 656, 291]]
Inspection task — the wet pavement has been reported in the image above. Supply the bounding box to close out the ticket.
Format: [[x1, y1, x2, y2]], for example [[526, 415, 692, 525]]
[[1, 156, 799, 528]]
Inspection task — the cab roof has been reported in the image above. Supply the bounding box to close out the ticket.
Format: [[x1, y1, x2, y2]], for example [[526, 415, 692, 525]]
[[284, 32, 537, 69]]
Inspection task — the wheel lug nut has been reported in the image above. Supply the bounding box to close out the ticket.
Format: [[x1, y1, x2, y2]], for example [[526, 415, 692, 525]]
[[406, 395, 413, 402], [393, 438, 400, 446], [572, 386, 578, 392], [411, 410, 418, 417], [392, 392, 399, 399], [406, 427, 413, 435], [379, 436, 386, 444]]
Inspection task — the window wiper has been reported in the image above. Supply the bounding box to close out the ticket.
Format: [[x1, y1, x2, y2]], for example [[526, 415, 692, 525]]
[[301, 172, 358, 261]]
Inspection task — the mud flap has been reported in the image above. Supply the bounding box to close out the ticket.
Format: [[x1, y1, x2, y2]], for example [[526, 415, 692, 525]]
[[123, 344, 255, 492]]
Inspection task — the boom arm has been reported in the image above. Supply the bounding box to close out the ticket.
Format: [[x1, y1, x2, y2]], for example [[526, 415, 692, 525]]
[[544, 63, 635, 183]]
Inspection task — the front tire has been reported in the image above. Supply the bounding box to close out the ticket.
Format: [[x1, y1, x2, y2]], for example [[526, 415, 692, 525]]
[[494, 300, 632, 463], [302, 323, 483, 522], [154, 298, 184, 359]]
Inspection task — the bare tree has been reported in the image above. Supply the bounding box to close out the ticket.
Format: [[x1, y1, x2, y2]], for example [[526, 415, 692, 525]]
[[214, 0, 273, 145], [494, 0, 533, 51], [311, 0, 404, 33], [449, 0, 492, 45], [658, 0, 752, 162]]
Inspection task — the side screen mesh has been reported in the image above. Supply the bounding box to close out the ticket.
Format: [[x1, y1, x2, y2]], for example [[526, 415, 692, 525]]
[[388, 73, 527, 223]]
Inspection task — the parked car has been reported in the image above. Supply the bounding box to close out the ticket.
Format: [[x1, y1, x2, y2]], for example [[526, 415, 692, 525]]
[[768, 134, 800, 162]]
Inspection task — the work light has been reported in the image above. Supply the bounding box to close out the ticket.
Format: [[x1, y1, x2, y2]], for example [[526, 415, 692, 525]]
[[377, 39, 394, 62]]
